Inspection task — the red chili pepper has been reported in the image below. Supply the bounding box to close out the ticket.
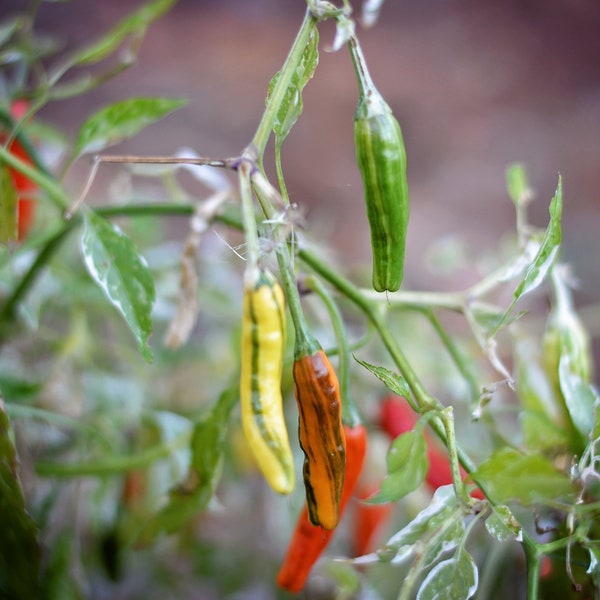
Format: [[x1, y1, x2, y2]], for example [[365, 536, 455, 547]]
[[122, 469, 147, 510], [276, 423, 367, 593], [1, 101, 37, 241], [379, 395, 484, 499], [540, 556, 553, 579], [352, 480, 394, 557]]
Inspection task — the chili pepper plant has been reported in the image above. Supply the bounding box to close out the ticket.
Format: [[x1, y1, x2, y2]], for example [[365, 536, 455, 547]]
[[0, 1, 598, 599]]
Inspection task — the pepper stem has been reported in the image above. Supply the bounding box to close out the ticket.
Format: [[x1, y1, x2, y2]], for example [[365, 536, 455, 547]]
[[276, 245, 320, 359], [303, 275, 362, 427], [347, 34, 377, 99], [238, 160, 261, 287]]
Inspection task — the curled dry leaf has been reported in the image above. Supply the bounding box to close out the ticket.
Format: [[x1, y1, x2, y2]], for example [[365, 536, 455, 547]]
[[164, 190, 232, 348]]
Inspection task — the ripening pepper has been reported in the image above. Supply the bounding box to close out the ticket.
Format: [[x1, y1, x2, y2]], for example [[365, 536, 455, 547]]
[[240, 270, 295, 495], [293, 349, 347, 529]]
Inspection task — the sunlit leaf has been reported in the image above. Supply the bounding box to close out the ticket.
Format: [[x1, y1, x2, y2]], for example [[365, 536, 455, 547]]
[[136, 388, 237, 544], [74, 97, 186, 156], [559, 355, 599, 440], [385, 486, 456, 547], [369, 429, 428, 503], [268, 28, 318, 144], [492, 177, 562, 336], [349, 487, 458, 566], [520, 411, 573, 455], [473, 447, 574, 506], [544, 265, 593, 389], [421, 517, 464, 570], [0, 163, 17, 244], [514, 335, 574, 452], [417, 551, 478, 600], [69, 0, 177, 66], [325, 562, 361, 596], [470, 303, 525, 339], [485, 505, 522, 542], [513, 176, 562, 300], [355, 357, 411, 398], [0, 401, 42, 598], [81, 210, 155, 361]]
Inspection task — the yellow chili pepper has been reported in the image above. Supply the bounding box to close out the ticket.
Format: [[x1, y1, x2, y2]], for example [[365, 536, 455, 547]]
[[240, 270, 295, 495]]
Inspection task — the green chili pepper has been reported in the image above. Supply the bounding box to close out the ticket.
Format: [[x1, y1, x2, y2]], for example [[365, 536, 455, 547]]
[[350, 36, 409, 293], [240, 269, 295, 495]]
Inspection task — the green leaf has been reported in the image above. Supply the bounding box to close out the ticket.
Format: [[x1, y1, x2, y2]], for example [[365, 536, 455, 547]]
[[375, 486, 458, 564], [492, 177, 562, 336], [0, 400, 42, 598], [513, 176, 562, 300], [421, 517, 465, 570], [369, 430, 428, 503], [69, 0, 177, 66], [473, 447, 574, 505], [505, 163, 530, 207], [417, 551, 478, 600], [0, 163, 17, 244], [0, 16, 20, 49], [74, 97, 186, 156], [136, 388, 237, 544], [514, 335, 574, 452], [354, 357, 411, 398], [520, 411, 573, 455], [485, 505, 522, 542], [41, 533, 82, 600], [559, 355, 599, 440], [81, 210, 155, 361], [267, 28, 319, 144]]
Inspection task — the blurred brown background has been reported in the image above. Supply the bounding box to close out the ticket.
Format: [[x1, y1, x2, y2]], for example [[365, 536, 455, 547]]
[[12, 0, 600, 303]]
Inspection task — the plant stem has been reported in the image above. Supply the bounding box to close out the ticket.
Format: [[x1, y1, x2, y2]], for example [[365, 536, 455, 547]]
[[237, 160, 261, 286], [249, 7, 317, 158], [298, 250, 436, 407], [440, 406, 471, 505], [276, 245, 320, 359], [425, 308, 481, 403], [0, 224, 76, 330], [360, 288, 465, 311], [523, 538, 542, 600], [0, 145, 69, 210], [346, 33, 376, 98], [35, 429, 191, 477], [298, 248, 492, 478]]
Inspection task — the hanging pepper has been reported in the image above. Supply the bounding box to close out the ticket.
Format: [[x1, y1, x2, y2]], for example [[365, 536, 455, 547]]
[[277, 422, 367, 592], [270, 247, 348, 529], [349, 35, 409, 293], [293, 349, 346, 529], [240, 269, 295, 495]]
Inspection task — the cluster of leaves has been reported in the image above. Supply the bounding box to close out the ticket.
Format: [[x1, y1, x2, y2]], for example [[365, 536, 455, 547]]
[[0, 1, 598, 599]]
